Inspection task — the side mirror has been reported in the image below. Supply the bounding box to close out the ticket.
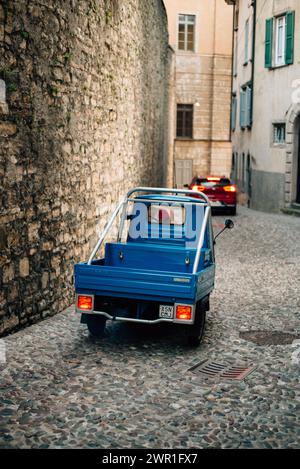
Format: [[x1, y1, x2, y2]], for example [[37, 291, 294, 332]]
[[224, 219, 234, 230], [183, 184, 189, 188], [214, 219, 234, 244]]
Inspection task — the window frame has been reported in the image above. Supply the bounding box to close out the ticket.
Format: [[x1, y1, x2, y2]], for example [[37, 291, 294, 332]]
[[240, 83, 252, 130], [176, 104, 194, 139], [272, 122, 286, 146], [274, 15, 286, 67], [265, 11, 295, 69], [178, 14, 196, 52]]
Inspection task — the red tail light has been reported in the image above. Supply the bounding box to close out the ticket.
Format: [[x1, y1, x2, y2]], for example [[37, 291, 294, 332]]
[[223, 185, 236, 192], [77, 295, 93, 311], [192, 185, 205, 192], [176, 305, 192, 320]]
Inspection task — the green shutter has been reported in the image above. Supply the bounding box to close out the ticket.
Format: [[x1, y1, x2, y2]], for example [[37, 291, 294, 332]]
[[285, 11, 295, 65], [265, 18, 273, 68]]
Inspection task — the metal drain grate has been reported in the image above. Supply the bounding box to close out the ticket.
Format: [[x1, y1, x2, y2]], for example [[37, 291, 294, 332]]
[[188, 359, 256, 382]]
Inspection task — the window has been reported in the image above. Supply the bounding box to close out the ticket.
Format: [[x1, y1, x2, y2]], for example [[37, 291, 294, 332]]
[[240, 84, 252, 129], [178, 14, 195, 51], [275, 16, 286, 66], [231, 94, 237, 131], [244, 19, 249, 64], [273, 123, 286, 144], [265, 11, 295, 68], [177, 104, 193, 138]]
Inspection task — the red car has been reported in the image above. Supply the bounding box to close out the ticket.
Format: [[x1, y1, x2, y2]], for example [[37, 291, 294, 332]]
[[187, 176, 237, 215]]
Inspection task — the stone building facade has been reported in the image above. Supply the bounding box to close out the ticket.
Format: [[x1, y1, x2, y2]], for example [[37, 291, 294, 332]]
[[0, 0, 170, 335], [163, 0, 233, 186], [228, 0, 300, 213]]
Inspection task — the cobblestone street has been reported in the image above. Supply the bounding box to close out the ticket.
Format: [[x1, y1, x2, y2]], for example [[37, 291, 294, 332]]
[[1, 207, 299, 449]]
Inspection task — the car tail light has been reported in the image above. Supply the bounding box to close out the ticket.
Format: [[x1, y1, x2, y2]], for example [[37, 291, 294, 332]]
[[192, 185, 205, 192], [207, 177, 220, 182], [176, 305, 192, 320], [77, 295, 93, 311], [223, 185, 236, 192]]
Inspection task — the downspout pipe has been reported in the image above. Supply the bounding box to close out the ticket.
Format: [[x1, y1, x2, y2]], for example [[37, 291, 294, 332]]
[[250, 0, 257, 126]]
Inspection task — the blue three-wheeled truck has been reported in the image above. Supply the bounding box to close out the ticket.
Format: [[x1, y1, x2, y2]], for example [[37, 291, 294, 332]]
[[74, 187, 233, 346]]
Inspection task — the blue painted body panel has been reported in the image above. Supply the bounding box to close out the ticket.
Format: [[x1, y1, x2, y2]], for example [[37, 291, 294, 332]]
[[74, 262, 215, 304]]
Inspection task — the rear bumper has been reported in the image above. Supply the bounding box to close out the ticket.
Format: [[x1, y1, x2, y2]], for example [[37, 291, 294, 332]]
[[209, 198, 236, 206], [81, 310, 175, 325], [211, 203, 236, 209], [76, 294, 196, 325]]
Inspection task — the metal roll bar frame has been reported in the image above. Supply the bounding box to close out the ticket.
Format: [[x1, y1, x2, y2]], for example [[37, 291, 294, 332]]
[[87, 187, 211, 275]]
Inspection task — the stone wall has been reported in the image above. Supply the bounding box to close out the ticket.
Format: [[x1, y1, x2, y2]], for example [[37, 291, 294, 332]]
[[0, 0, 170, 335]]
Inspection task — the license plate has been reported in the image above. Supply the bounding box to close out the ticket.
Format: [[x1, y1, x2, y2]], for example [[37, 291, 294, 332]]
[[159, 305, 174, 319], [210, 201, 222, 206]]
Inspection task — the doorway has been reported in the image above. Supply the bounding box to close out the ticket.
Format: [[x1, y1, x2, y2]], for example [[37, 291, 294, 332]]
[[175, 159, 193, 188]]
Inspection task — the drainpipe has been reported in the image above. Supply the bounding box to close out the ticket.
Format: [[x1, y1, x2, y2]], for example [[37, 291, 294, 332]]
[[249, 0, 257, 204], [250, 0, 257, 127]]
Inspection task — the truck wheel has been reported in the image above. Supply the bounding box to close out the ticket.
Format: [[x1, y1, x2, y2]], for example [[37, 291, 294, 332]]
[[86, 315, 106, 337], [187, 302, 206, 347]]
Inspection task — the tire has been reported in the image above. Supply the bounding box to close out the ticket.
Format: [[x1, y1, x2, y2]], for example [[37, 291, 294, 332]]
[[86, 315, 106, 337], [187, 301, 206, 347]]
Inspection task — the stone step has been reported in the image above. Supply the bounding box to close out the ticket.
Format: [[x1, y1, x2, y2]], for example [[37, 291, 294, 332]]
[[281, 205, 300, 217]]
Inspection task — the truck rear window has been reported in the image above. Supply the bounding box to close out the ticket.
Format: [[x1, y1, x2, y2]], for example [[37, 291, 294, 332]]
[[148, 204, 186, 225]]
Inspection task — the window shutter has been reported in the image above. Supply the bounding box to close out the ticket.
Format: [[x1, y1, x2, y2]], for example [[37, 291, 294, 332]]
[[240, 90, 246, 128], [285, 11, 295, 65], [246, 86, 252, 127], [231, 95, 237, 131], [265, 18, 273, 68]]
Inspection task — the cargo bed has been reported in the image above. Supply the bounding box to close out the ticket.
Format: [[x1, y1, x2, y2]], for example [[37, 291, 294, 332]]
[[75, 262, 198, 304]]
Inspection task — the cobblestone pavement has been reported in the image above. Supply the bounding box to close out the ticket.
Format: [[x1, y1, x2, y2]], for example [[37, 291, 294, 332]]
[[1, 207, 300, 449]]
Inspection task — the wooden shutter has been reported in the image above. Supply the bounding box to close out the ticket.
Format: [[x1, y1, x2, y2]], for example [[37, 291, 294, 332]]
[[240, 89, 246, 128], [285, 11, 295, 65], [265, 18, 273, 68]]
